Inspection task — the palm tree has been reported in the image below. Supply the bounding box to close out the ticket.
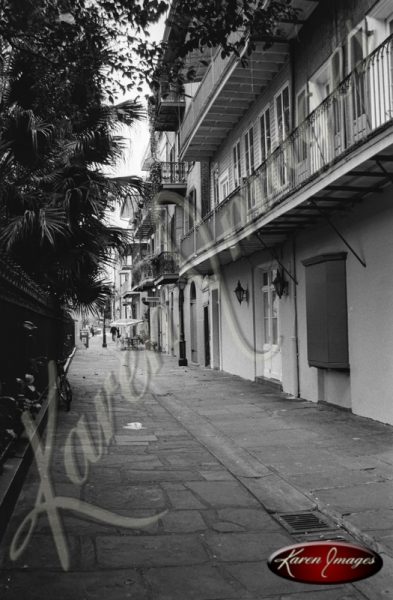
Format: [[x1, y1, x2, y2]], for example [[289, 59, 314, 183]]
[[0, 42, 146, 313]]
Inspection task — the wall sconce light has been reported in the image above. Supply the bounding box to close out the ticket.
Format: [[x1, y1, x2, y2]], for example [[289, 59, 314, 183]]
[[234, 280, 249, 304], [177, 277, 187, 291], [273, 269, 289, 298]]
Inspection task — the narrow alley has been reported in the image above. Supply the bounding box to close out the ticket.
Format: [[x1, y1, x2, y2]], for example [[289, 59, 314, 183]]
[[0, 336, 392, 599]]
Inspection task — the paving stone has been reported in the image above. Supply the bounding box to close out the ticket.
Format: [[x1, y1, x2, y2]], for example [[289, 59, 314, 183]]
[[348, 509, 393, 531], [354, 552, 393, 599], [261, 591, 365, 600], [160, 510, 207, 532], [199, 470, 235, 481], [203, 531, 292, 562], [84, 483, 168, 512], [96, 534, 208, 567], [239, 475, 315, 512], [215, 508, 282, 531], [115, 434, 158, 442], [143, 565, 244, 600], [1, 533, 80, 570], [314, 482, 393, 513], [166, 489, 206, 509], [225, 562, 342, 596], [121, 469, 203, 482], [0, 570, 148, 600], [286, 467, 388, 491], [186, 481, 260, 507]]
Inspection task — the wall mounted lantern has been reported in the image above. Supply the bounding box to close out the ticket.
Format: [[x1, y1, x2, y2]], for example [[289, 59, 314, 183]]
[[273, 269, 289, 298], [234, 280, 249, 304]]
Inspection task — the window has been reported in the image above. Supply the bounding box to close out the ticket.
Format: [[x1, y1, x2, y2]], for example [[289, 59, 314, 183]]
[[245, 126, 256, 209], [275, 84, 291, 187], [302, 253, 349, 369], [212, 165, 219, 207], [219, 171, 229, 202], [348, 24, 368, 137], [296, 88, 308, 162], [262, 270, 278, 346], [187, 188, 197, 231], [244, 127, 255, 175], [275, 85, 290, 142], [260, 108, 271, 163], [260, 108, 272, 197], [232, 141, 242, 188]]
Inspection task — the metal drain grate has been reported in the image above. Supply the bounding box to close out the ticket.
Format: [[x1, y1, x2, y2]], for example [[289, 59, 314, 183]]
[[274, 511, 340, 534]]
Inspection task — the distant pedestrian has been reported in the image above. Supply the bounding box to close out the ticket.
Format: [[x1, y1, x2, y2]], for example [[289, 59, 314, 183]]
[[90, 326, 95, 337], [110, 325, 117, 341]]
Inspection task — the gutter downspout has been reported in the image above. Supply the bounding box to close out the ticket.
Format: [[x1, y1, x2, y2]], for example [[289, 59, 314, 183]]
[[292, 237, 300, 398], [245, 256, 257, 381]]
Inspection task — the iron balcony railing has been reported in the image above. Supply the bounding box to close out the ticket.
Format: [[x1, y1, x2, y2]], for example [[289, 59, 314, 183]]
[[179, 31, 243, 151], [159, 86, 186, 105], [181, 33, 393, 263], [153, 251, 179, 279], [160, 162, 188, 185], [132, 256, 155, 287]]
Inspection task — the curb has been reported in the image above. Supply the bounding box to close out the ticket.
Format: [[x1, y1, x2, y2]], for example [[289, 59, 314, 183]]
[[146, 368, 392, 561]]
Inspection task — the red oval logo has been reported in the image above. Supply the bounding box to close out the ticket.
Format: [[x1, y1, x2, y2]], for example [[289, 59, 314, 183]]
[[268, 541, 383, 585]]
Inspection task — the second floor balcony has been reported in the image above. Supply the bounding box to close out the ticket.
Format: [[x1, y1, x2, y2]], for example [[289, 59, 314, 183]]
[[154, 84, 186, 132], [153, 161, 188, 205], [153, 251, 179, 286], [133, 201, 155, 238], [132, 256, 155, 291], [180, 33, 393, 274]]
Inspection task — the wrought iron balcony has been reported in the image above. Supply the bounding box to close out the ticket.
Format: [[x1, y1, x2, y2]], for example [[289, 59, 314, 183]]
[[154, 84, 186, 132], [132, 256, 155, 291], [180, 33, 393, 270], [132, 202, 155, 238], [161, 162, 187, 186], [150, 162, 188, 205], [153, 251, 179, 286]]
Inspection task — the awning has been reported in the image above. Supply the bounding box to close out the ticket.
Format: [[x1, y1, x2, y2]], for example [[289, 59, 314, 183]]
[[110, 319, 144, 327]]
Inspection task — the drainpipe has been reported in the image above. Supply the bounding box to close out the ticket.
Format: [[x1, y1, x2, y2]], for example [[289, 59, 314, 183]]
[[292, 237, 300, 398], [178, 278, 188, 366], [245, 256, 257, 381]]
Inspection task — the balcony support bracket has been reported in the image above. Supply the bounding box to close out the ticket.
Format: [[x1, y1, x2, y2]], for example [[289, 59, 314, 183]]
[[254, 231, 298, 285], [375, 158, 393, 186], [309, 200, 367, 268]]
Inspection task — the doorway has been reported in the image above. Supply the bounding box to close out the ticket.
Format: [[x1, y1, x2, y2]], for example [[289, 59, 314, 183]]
[[190, 282, 198, 363], [211, 289, 220, 369], [204, 305, 210, 367], [261, 269, 282, 381]]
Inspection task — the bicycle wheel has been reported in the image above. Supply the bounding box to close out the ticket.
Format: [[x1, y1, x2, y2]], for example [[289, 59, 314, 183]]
[[59, 377, 72, 411]]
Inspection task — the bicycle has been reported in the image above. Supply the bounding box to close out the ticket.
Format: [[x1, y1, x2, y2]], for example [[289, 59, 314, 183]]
[[56, 359, 72, 412]]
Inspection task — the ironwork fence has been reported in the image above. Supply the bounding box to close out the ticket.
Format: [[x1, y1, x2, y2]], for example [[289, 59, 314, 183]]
[[0, 253, 75, 398]]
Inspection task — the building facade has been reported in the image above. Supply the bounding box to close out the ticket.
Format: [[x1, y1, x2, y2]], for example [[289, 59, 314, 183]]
[[143, 0, 393, 426]]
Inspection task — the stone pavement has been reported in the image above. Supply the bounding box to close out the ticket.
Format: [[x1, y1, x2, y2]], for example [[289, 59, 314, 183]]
[[0, 334, 392, 599]]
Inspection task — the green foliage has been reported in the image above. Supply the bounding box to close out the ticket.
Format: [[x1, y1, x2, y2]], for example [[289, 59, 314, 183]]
[[0, 0, 299, 313]]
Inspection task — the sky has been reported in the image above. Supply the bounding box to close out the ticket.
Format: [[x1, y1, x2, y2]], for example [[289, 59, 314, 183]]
[[106, 19, 166, 227]]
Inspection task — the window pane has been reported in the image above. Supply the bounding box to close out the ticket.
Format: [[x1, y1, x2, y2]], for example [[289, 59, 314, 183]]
[[272, 318, 278, 345], [266, 109, 271, 153], [263, 291, 269, 318], [250, 127, 254, 171], [264, 318, 270, 344]]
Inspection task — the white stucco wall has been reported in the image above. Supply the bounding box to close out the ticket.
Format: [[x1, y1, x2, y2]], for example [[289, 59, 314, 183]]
[[294, 186, 393, 425], [219, 259, 256, 381]]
